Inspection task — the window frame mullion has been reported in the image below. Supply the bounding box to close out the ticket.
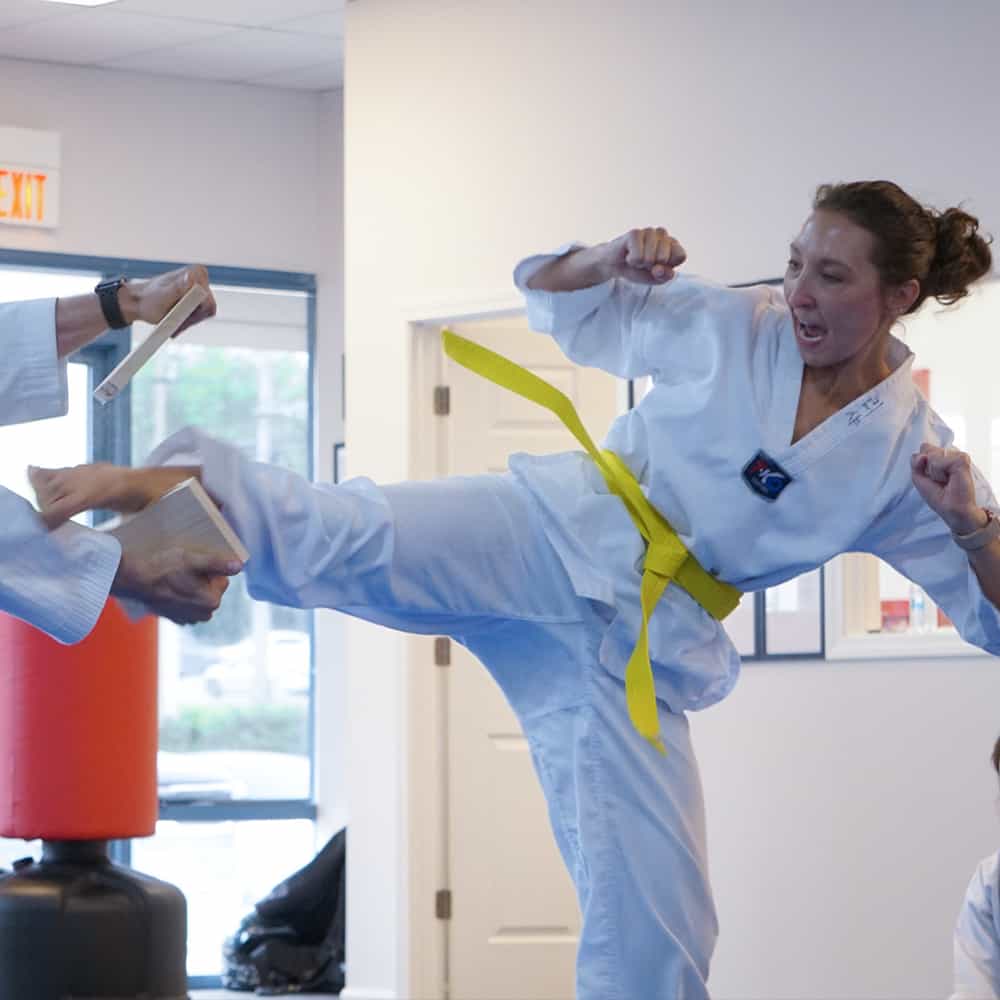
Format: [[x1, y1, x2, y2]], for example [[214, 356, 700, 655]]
[[1, 249, 319, 988]]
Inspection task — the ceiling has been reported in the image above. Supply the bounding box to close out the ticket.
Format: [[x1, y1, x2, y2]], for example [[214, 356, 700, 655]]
[[0, 0, 345, 91]]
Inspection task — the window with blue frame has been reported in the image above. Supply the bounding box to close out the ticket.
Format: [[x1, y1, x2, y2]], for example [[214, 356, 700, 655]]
[[0, 251, 319, 988]]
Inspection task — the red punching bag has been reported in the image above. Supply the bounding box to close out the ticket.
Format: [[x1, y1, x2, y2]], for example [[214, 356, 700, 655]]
[[0, 599, 159, 841], [0, 602, 190, 1000]]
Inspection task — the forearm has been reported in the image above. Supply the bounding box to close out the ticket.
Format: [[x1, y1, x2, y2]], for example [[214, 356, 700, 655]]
[[55, 265, 215, 359], [124, 464, 202, 507], [55, 284, 139, 358], [525, 244, 613, 292], [947, 506, 1000, 611], [966, 540, 1000, 610]]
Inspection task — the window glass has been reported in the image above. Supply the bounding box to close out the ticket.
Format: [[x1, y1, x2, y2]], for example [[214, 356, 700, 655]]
[[764, 569, 822, 654], [0, 268, 96, 302], [0, 362, 89, 508], [131, 819, 318, 977], [130, 286, 313, 800], [0, 268, 100, 510], [0, 840, 38, 872], [0, 261, 318, 993], [0, 268, 100, 874]]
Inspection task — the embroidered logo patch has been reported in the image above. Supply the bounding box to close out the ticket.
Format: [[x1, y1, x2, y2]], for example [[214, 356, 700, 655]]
[[742, 450, 793, 501]]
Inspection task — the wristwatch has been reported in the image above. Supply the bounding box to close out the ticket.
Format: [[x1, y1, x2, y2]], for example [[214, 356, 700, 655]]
[[952, 507, 1000, 551], [94, 276, 130, 329]]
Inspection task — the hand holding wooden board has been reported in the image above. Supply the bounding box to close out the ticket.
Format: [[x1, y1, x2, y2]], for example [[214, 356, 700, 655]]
[[93, 284, 208, 404]]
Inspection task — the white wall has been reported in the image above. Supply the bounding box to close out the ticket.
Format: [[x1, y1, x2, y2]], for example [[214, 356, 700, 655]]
[[696, 655, 1000, 999], [314, 88, 349, 843], [0, 58, 324, 269], [343, 2, 1000, 997], [0, 58, 348, 825]]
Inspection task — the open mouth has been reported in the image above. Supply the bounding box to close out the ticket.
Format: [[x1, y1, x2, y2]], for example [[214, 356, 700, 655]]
[[795, 317, 827, 344]]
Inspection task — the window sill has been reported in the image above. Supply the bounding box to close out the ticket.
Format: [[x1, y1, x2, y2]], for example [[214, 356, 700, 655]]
[[190, 992, 340, 999], [823, 554, 991, 661], [824, 628, 989, 661]]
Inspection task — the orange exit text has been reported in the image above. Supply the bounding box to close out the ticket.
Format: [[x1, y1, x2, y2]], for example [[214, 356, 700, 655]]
[[0, 170, 47, 223]]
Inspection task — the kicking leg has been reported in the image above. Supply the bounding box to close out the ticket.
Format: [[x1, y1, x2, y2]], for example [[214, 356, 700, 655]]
[[146, 426, 585, 634]]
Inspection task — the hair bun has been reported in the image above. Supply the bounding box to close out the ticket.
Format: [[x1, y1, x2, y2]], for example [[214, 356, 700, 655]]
[[925, 207, 993, 305], [813, 181, 993, 314]]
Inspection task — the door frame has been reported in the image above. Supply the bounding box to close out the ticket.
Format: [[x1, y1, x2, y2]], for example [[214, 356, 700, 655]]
[[403, 294, 525, 1000]]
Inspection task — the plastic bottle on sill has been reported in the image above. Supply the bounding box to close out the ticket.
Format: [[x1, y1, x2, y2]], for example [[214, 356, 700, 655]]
[[908, 584, 935, 634]]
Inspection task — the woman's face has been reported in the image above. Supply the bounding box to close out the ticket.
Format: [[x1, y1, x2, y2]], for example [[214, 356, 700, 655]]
[[783, 209, 905, 369]]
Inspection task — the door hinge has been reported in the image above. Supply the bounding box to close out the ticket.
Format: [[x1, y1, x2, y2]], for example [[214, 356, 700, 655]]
[[434, 636, 451, 667], [435, 888, 452, 920], [433, 385, 450, 416]]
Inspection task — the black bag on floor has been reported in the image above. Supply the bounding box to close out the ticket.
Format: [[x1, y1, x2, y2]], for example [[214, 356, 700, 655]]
[[222, 827, 346, 995]]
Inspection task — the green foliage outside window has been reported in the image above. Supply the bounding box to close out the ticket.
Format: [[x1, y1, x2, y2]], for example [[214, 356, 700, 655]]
[[131, 345, 310, 649], [160, 703, 308, 755]]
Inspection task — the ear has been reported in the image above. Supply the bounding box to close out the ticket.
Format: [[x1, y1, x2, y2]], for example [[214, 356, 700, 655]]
[[887, 277, 920, 317]]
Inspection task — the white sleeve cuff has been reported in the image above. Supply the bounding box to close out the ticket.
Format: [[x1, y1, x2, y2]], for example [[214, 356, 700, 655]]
[[0, 299, 69, 426], [25, 522, 121, 644], [512, 245, 615, 335]]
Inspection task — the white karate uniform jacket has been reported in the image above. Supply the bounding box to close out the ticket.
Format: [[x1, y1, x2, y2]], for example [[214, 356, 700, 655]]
[[0, 300, 119, 642], [952, 850, 1000, 999], [507, 258, 1000, 710]]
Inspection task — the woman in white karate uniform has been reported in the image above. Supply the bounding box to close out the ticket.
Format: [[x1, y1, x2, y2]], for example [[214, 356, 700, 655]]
[[951, 737, 1000, 999], [33, 180, 1000, 1000]]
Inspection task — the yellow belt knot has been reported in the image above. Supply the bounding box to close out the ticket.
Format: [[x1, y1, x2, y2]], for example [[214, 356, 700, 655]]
[[644, 535, 689, 580], [441, 328, 741, 754]]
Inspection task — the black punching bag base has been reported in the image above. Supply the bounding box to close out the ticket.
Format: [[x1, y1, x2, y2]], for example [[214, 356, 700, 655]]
[[0, 840, 189, 1000]]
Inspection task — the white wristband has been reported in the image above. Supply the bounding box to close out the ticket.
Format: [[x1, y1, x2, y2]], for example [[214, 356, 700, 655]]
[[952, 508, 1000, 551]]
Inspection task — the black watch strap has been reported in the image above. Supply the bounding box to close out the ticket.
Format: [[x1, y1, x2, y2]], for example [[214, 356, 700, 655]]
[[94, 277, 129, 329]]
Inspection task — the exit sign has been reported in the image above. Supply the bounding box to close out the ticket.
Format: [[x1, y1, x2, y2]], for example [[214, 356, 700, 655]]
[[0, 127, 60, 229]]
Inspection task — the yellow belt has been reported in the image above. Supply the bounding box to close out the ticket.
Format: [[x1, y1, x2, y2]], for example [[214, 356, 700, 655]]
[[442, 329, 741, 753]]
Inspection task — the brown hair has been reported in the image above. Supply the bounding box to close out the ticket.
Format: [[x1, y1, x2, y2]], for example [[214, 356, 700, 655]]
[[813, 180, 993, 314]]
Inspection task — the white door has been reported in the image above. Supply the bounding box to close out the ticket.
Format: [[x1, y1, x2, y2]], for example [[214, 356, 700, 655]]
[[438, 315, 621, 1000]]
